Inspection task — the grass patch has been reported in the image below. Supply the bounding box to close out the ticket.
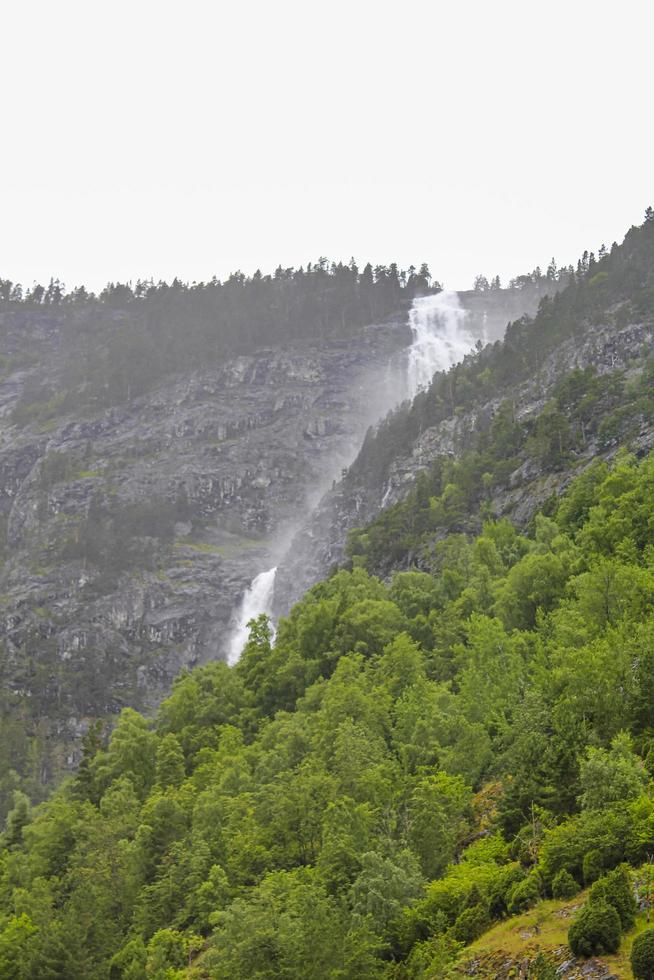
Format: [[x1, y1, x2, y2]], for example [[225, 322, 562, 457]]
[[174, 536, 271, 559], [466, 896, 578, 959], [458, 890, 653, 978], [175, 540, 223, 554]]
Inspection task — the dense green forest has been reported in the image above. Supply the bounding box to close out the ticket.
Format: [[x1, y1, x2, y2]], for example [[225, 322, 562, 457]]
[[4, 448, 654, 976]]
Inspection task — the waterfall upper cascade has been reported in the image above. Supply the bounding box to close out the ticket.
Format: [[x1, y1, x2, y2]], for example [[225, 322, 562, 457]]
[[227, 566, 277, 665], [406, 290, 476, 398]]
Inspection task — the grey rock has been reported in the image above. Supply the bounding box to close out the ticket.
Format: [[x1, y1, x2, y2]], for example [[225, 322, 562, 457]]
[[0, 309, 411, 780]]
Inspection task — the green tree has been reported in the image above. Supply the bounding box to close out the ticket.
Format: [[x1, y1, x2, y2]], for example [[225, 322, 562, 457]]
[[568, 899, 621, 957], [588, 865, 636, 930], [551, 869, 579, 900], [207, 869, 382, 979], [578, 733, 648, 810], [408, 772, 471, 878], [0, 914, 38, 979], [350, 849, 424, 934], [632, 927, 654, 979], [155, 734, 185, 790]]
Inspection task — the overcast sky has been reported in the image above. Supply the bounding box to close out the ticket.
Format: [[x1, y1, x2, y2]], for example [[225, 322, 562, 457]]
[[2, 0, 652, 292]]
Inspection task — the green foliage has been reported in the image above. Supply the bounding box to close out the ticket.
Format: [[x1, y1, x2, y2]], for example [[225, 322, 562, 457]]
[[7, 438, 654, 974], [588, 865, 636, 930], [506, 873, 541, 915], [155, 735, 185, 790], [408, 772, 471, 878], [584, 850, 605, 886], [578, 733, 649, 810], [551, 868, 579, 900], [451, 903, 489, 944], [109, 936, 147, 979], [0, 913, 38, 979], [205, 868, 383, 979], [530, 952, 559, 980], [632, 927, 654, 979], [568, 898, 622, 957]]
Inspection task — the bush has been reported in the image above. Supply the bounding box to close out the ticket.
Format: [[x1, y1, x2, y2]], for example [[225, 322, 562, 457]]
[[488, 863, 524, 918], [568, 899, 621, 957], [588, 865, 636, 930], [552, 869, 579, 900], [632, 928, 654, 979], [451, 904, 489, 945], [507, 874, 540, 915], [583, 848, 604, 885], [531, 952, 558, 980]]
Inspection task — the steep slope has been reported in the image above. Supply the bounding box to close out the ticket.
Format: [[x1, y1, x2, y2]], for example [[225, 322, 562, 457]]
[[275, 216, 654, 611], [0, 267, 551, 806], [0, 306, 410, 804], [1, 217, 654, 976], [4, 437, 654, 977]]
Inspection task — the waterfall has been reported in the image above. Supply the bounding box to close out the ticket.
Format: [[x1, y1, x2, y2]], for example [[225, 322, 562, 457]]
[[227, 290, 477, 661], [406, 290, 475, 398], [226, 566, 277, 665]]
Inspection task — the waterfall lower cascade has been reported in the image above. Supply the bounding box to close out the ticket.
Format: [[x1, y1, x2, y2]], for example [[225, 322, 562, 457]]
[[406, 290, 475, 398], [227, 567, 277, 665]]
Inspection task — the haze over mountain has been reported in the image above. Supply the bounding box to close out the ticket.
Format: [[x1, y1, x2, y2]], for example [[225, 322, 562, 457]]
[[0, 210, 653, 978]]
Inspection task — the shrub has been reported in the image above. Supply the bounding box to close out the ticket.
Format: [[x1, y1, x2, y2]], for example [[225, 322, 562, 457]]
[[552, 869, 579, 900], [588, 865, 636, 930], [568, 899, 621, 957], [507, 874, 540, 915], [488, 863, 524, 918], [632, 928, 654, 979], [583, 848, 604, 885], [451, 904, 489, 945], [531, 952, 558, 980]]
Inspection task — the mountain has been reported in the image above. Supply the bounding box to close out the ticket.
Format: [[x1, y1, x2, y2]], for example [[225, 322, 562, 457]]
[[1, 214, 654, 978], [0, 302, 412, 812], [0, 260, 551, 815]]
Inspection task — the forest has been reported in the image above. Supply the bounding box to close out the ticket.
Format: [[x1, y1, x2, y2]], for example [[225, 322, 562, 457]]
[[4, 445, 654, 976], [2, 253, 574, 420]]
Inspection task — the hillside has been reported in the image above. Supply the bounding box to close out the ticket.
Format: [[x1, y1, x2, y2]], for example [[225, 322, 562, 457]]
[[1, 214, 654, 979], [275, 217, 654, 611], [4, 428, 654, 976], [0, 211, 654, 980], [0, 278, 415, 815]]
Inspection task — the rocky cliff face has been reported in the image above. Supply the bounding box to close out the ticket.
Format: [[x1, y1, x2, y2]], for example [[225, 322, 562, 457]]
[[0, 309, 410, 780]]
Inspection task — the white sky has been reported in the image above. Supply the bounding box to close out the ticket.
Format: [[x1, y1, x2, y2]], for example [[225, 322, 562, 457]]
[[1, 0, 652, 292]]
